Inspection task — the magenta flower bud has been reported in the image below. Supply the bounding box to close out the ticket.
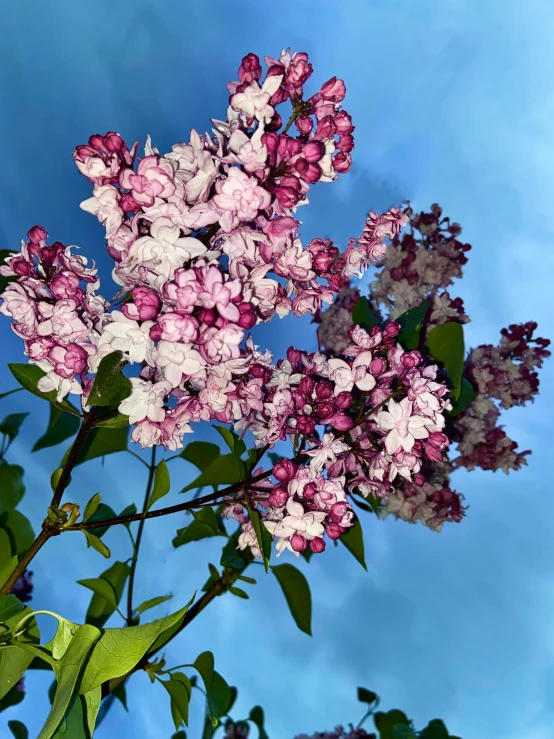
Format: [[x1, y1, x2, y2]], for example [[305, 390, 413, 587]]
[[321, 77, 346, 102], [383, 322, 401, 337], [315, 401, 335, 420], [428, 432, 449, 449], [299, 161, 322, 184], [303, 482, 317, 500], [370, 357, 387, 376], [237, 310, 256, 330], [325, 522, 344, 540], [198, 308, 218, 326], [28, 225, 48, 243], [424, 443, 444, 462], [334, 110, 354, 135], [295, 116, 314, 135], [268, 486, 289, 508], [12, 258, 33, 276], [315, 380, 333, 400], [149, 323, 163, 341], [303, 140, 325, 163], [291, 534, 308, 553], [88, 134, 106, 151], [103, 131, 126, 154], [313, 251, 334, 273], [334, 392, 352, 410], [338, 134, 354, 153], [273, 459, 297, 482], [329, 501, 349, 524], [296, 415, 316, 435], [238, 53, 262, 83], [261, 131, 279, 154], [330, 413, 354, 431], [414, 473, 426, 486], [310, 537, 326, 554], [120, 192, 141, 212], [299, 376, 314, 395], [401, 350, 422, 369], [50, 273, 83, 302], [287, 347, 302, 364], [316, 115, 336, 138], [292, 389, 306, 410], [132, 286, 162, 321], [333, 151, 352, 174], [40, 246, 57, 266]]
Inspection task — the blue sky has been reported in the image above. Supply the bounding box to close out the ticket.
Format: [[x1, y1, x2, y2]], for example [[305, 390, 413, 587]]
[[1, 1, 554, 737]]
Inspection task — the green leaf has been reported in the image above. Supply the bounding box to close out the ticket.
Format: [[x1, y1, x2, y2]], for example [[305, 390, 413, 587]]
[[220, 539, 247, 570], [83, 532, 111, 559], [448, 377, 475, 416], [249, 706, 269, 739], [339, 515, 367, 570], [8, 364, 80, 416], [77, 578, 119, 610], [418, 719, 450, 738], [67, 426, 129, 468], [134, 594, 173, 616], [38, 624, 101, 739], [160, 672, 192, 729], [228, 587, 248, 599], [84, 503, 117, 539], [0, 602, 41, 700], [395, 300, 429, 350], [180, 454, 243, 493], [173, 509, 226, 548], [248, 507, 272, 572], [425, 322, 465, 401], [352, 297, 382, 330], [214, 427, 246, 459], [83, 494, 101, 523], [193, 651, 214, 692], [93, 410, 130, 428], [207, 670, 233, 720], [32, 406, 80, 453], [178, 441, 220, 470], [148, 460, 171, 510], [0, 509, 35, 558], [391, 725, 416, 739], [8, 720, 28, 739], [0, 596, 25, 625], [0, 528, 18, 589], [373, 709, 411, 739], [78, 598, 195, 694], [271, 563, 312, 636], [357, 687, 378, 707], [87, 351, 132, 407], [0, 462, 25, 513], [0, 413, 29, 442]]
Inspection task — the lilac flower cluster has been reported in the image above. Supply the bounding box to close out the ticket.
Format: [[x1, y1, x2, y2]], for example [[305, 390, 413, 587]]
[[317, 203, 550, 531]]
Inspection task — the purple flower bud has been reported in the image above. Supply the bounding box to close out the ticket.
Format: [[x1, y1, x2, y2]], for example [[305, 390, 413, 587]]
[[268, 486, 289, 508], [296, 416, 316, 435], [329, 501, 349, 523], [383, 322, 401, 338], [334, 392, 352, 410], [291, 534, 308, 552], [370, 357, 387, 376], [273, 459, 297, 482], [310, 537, 326, 553], [27, 225, 48, 243], [325, 522, 344, 540], [329, 413, 354, 431], [299, 376, 315, 395], [315, 380, 333, 399]]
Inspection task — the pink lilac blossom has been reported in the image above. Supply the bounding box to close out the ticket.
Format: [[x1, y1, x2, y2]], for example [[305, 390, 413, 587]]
[[317, 203, 550, 532]]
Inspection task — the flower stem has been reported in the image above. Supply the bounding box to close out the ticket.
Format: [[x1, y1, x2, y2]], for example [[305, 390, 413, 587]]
[[0, 407, 100, 595], [126, 445, 157, 625]]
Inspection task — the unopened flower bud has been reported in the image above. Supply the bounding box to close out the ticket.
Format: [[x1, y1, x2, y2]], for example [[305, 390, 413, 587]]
[[268, 486, 289, 508], [310, 537, 326, 553], [291, 534, 307, 552], [273, 459, 297, 482]]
